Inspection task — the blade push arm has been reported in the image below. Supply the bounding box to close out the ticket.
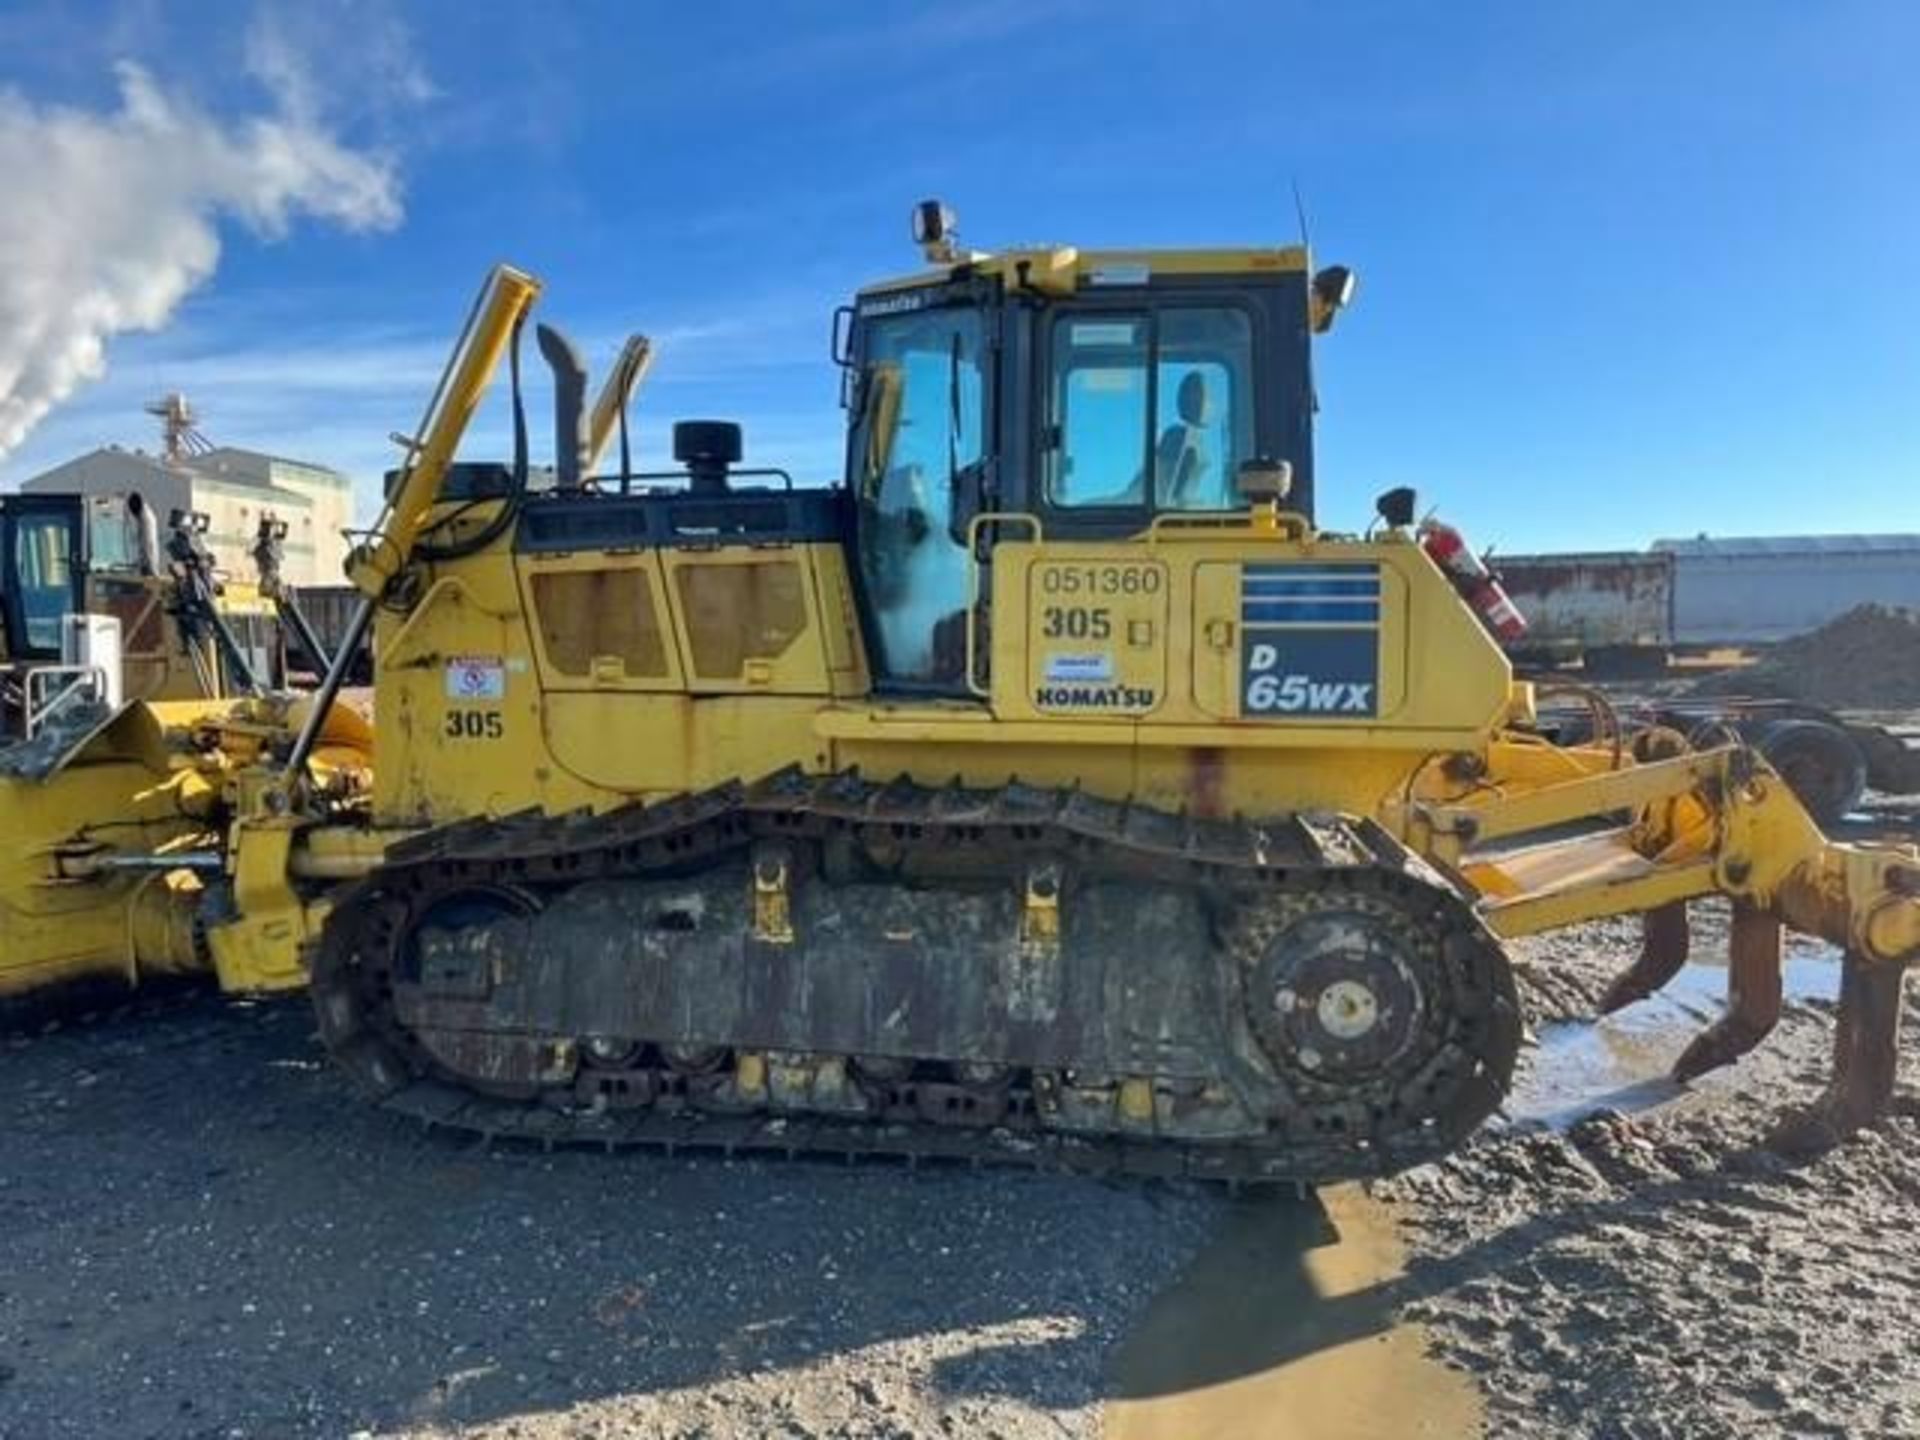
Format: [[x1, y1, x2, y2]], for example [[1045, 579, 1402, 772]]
[[346, 265, 543, 599], [284, 265, 540, 785]]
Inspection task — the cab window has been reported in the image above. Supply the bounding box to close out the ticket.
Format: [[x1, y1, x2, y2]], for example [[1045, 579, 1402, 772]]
[[85, 497, 140, 572], [1044, 306, 1255, 512], [849, 303, 985, 687], [11, 510, 81, 652]]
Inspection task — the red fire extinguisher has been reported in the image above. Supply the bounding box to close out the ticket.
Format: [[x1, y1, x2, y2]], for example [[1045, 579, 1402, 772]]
[[1418, 518, 1529, 645]]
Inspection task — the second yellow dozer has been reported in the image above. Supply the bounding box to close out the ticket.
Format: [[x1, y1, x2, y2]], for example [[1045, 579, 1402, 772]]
[[0, 498, 374, 1019], [8, 204, 1917, 1182]]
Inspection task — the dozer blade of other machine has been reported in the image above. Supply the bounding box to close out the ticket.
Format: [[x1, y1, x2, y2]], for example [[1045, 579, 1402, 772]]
[[0, 692, 374, 1023]]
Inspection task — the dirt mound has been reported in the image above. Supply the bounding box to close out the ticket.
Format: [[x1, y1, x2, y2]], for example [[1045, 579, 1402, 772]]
[[1692, 604, 1920, 707]]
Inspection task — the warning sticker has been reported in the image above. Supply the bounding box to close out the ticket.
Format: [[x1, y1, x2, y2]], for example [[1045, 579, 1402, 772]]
[[445, 655, 507, 701]]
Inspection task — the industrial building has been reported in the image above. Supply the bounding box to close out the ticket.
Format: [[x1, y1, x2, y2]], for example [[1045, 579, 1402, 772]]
[[18, 394, 352, 586]]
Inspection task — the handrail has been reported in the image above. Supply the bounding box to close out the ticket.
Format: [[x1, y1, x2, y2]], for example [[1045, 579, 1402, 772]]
[[600, 467, 798, 496], [962, 511, 1043, 699], [22, 663, 110, 737], [1145, 507, 1314, 542]]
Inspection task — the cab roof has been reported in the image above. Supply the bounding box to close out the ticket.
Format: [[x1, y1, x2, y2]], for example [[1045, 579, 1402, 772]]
[[856, 244, 1311, 299]]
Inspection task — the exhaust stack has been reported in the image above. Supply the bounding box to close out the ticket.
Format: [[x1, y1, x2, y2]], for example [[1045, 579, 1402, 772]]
[[536, 322, 589, 491]]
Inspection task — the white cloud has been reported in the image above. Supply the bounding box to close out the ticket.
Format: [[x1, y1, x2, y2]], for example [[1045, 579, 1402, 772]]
[[0, 57, 405, 463], [241, 2, 439, 129]]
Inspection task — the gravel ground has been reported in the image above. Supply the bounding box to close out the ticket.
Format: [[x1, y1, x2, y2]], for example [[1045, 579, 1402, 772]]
[[3, 907, 1915, 1439], [0, 998, 1221, 1439], [1382, 909, 1920, 1440]]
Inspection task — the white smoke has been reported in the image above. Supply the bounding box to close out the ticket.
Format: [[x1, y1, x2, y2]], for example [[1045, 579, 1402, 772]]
[[0, 60, 403, 461]]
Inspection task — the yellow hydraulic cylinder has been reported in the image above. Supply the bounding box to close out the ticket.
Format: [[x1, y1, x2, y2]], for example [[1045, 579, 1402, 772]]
[[347, 264, 543, 598]]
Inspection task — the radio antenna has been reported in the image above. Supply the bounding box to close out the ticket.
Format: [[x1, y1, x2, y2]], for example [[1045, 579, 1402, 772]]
[[1291, 178, 1313, 254]]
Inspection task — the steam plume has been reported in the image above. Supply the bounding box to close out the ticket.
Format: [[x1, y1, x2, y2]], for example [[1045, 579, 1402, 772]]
[[0, 62, 402, 461]]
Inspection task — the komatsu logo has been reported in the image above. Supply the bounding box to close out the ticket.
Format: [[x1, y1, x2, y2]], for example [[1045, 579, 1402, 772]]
[[1033, 684, 1157, 710], [857, 291, 930, 317]]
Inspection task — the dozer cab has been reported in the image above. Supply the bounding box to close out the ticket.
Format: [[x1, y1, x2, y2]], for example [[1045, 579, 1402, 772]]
[[5, 203, 1915, 1182], [0, 491, 285, 738]]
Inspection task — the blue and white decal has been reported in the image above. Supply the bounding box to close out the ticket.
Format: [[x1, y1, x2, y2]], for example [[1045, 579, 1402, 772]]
[[1239, 563, 1380, 717]]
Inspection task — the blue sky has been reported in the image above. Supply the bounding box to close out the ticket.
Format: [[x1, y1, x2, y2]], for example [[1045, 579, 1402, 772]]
[[0, 0, 1914, 552]]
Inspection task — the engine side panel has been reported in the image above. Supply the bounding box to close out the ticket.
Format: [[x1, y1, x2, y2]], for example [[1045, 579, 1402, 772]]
[[368, 484, 1516, 835]]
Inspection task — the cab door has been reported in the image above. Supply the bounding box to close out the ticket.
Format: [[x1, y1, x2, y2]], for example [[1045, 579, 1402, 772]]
[[846, 294, 989, 693]]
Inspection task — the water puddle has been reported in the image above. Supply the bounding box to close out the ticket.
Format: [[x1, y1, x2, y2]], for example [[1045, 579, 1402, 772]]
[[1102, 952, 1849, 1436], [1105, 1185, 1481, 1439], [1510, 956, 1839, 1129]]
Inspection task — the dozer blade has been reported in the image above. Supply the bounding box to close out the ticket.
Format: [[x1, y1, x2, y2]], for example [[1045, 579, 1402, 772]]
[[1670, 902, 1783, 1083], [1597, 900, 1691, 1015]]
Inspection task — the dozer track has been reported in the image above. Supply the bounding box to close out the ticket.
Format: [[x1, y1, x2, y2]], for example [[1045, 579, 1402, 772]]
[[312, 770, 1522, 1185]]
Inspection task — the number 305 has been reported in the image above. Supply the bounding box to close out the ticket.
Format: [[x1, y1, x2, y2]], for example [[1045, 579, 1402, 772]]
[[1041, 606, 1112, 640], [445, 710, 504, 739]]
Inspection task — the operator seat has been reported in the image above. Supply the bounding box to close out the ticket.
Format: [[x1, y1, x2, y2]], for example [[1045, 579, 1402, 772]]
[[1155, 371, 1213, 508]]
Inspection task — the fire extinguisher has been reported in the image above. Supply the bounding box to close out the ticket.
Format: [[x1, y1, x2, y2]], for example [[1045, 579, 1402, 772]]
[[1418, 518, 1529, 645]]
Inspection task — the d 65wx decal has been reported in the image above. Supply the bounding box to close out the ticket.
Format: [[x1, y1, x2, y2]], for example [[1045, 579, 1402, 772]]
[[1239, 564, 1381, 718]]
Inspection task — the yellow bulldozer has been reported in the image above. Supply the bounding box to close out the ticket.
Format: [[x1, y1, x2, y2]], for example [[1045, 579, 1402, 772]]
[[0, 493, 373, 1016], [1, 203, 1913, 1181]]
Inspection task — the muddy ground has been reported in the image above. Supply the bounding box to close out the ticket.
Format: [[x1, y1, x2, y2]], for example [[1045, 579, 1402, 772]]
[[1386, 911, 1920, 1440], [1, 908, 1915, 1438]]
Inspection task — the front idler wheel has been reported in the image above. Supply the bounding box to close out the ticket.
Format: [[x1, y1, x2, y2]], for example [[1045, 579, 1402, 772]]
[[1229, 879, 1521, 1154]]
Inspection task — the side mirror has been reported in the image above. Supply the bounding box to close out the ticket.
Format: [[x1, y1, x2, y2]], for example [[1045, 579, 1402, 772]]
[[1375, 486, 1417, 529], [1310, 264, 1356, 334], [830, 305, 855, 369]]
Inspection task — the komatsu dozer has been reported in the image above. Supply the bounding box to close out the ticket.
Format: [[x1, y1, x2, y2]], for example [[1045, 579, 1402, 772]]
[[9, 202, 1918, 1182], [0, 498, 371, 1017]]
